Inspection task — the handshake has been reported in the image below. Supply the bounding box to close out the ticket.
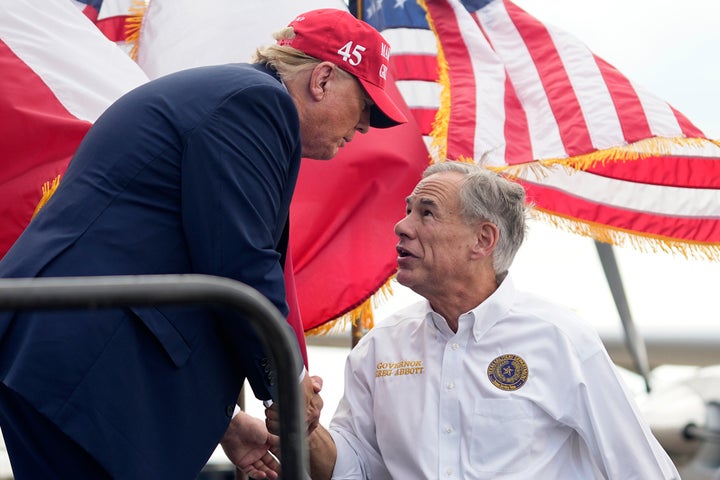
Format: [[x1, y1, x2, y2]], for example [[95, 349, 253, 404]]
[[220, 373, 325, 480]]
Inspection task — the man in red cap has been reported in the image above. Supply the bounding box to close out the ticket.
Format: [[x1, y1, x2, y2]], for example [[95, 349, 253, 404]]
[[0, 8, 405, 480], [276, 8, 406, 131]]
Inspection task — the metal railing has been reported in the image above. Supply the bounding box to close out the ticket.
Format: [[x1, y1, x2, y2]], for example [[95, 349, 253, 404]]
[[0, 274, 307, 479]]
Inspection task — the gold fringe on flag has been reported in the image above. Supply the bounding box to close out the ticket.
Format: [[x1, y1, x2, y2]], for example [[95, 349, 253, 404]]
[[305, 278, 395, 337], [531, 207, 720, 262], [498, 137, 720, 179], [32, 175, 62, 219], [125, 0, 148, 62]]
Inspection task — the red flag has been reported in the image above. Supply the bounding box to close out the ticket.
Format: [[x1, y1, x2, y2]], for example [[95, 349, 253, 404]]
[[0, 40, 88, 257], [0, 0, 147, 259], [364, 0, 720, 259], [291, 74, 428, 332]]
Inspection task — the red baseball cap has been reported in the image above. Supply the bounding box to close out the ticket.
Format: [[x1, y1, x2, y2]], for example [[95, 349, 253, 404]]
[[278, 9, 407, 129]]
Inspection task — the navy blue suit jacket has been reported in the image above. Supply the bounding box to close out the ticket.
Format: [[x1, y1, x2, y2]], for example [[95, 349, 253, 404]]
[[0, 63, 303, 478]]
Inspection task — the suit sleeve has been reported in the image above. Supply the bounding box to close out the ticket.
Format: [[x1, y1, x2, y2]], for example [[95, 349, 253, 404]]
[[180, 82, 303, 399]]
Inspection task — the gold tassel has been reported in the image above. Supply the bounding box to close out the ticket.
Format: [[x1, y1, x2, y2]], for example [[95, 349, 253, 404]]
[[125, 0, 149, 62], [494, 137, 720, 180], [31, 175, 62, 219]]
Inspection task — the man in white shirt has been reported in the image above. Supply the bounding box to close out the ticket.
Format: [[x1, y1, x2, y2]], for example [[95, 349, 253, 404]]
[[302, 161, 679, 479]]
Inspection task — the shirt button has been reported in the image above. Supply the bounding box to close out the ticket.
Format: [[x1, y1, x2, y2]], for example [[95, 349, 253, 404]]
[[446, 467, 453, 476], [225, 405, 235, 418], [445, 425, 453, 433], [446, 381, 455, 390], [450, 343, 459, 350]]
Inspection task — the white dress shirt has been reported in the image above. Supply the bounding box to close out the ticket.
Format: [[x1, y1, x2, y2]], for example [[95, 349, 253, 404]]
[[329, 273, 679, 479]]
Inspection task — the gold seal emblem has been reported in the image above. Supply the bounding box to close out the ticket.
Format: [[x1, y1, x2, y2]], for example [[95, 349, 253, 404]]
[[487, 354, 528, 391]]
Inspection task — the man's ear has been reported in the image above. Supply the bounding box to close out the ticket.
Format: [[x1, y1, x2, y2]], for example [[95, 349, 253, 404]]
[[472, 222, 499, 259], [308, 62, 336, 101]]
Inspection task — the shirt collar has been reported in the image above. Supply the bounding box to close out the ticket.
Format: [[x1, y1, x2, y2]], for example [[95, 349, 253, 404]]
[[470, 271, 516, 342], [424, 271, 517, 342]]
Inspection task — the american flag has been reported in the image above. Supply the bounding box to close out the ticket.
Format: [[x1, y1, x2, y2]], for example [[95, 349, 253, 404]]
[[354, 0, 720, 259]]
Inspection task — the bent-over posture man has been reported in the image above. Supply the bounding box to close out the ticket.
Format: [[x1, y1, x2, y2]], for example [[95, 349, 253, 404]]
[[0, 8, 405, 480]]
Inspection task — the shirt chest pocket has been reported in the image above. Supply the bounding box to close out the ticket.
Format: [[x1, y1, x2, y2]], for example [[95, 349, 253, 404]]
[[470, 398, 535, 474]]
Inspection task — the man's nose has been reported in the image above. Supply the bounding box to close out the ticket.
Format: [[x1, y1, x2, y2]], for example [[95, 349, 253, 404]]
[[394, 216, 410, 237], [356, 108, 371, 134]]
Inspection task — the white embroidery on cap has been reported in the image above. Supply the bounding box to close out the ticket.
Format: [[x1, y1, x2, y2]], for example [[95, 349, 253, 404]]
[[337, 41, 367, 66]]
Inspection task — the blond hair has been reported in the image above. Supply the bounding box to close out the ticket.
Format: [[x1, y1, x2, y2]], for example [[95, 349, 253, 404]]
[[253, 27, 322, 81]]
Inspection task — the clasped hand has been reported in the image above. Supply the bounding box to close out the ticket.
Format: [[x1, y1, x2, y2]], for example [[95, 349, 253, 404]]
[[221, 373, 324, 479]]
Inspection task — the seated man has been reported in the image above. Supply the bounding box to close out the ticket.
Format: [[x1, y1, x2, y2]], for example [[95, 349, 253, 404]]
[[302, 161, 679, 479]]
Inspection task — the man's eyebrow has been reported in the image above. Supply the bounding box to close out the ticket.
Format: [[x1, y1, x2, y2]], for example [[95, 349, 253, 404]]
[[405, 196, 437, 207]]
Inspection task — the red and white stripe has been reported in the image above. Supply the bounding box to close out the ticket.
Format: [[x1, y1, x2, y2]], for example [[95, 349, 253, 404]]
[[380, 27, 442, 144], [424, 0, 710, 165], [517, 142, 720, 247]]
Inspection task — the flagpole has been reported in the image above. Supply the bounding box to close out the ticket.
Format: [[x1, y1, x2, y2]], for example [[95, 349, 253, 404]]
[[351, 317, 370, 348], [350, 0, 366, 350], [594, 241, 652, 392]]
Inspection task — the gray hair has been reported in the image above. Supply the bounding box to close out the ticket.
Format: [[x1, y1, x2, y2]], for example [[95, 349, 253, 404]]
[[423, 161, 528, 274], [253, 27, 322, 81]]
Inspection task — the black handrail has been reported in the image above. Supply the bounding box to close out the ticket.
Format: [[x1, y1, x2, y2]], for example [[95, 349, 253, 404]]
[[0, 274, 307, 479]]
